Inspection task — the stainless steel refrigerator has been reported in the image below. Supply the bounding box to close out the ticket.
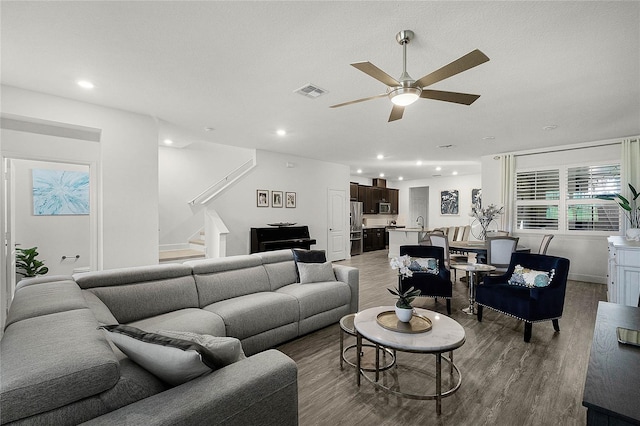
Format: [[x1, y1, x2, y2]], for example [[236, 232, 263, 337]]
[[350, 202, 363, 256]]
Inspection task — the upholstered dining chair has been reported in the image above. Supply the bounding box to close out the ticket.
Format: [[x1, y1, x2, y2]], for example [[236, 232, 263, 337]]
[[399, 245, 453, 315], [485, 230, 509, 238], [486, 236, 519, 274], [426, 232, 450, 270], [538, 234, 554, 255], [476, 252, 570, 342]]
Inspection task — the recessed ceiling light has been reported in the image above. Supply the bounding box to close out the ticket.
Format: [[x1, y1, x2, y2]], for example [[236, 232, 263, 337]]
[[398, 176, 404, 181], [416, 160, 422, 166], [163, 139, 174, 145], [543, 125, 558, 131], [379, 173, 385, 177], [276, 129, 286, 136], [482, 136, 495, 140], [77, 80, 94, 89], [357, 169, 362, 174], [436, 166, 442, 171], [204, 127, 215, 132], [452, 171, 458, 175], [377, 154, 384, 160]]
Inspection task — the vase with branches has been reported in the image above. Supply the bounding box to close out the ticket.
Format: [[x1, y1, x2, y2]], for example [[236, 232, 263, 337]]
[[470, 203, 504, 240], [599, 183, 640, 241]]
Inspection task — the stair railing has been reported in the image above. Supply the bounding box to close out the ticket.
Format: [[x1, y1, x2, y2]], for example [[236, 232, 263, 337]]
[[188, 154, 256, 205]]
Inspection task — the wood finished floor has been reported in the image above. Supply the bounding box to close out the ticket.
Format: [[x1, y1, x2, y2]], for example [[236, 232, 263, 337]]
[[277, 250, 607, 426]]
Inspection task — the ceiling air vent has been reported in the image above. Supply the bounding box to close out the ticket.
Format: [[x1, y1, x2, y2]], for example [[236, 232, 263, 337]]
[[294, 84, 328, 99]]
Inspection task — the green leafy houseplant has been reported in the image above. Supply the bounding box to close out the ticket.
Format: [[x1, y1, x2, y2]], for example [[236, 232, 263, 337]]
[[16, 247, 49, 278], [387, 285, 421, 309], [599, 183, 640, 229]]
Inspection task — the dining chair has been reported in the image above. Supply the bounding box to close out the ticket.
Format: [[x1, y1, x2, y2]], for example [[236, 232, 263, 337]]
[[399, 245, 453, 315], [486, 236, 519, 274], [538, 234, 554, 255], [426, 232, 450, 270], [485, 230, 509, 238], [447, 226, 458, 241]]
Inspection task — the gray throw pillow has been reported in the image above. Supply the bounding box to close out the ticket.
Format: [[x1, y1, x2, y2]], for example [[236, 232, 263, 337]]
[[297, 261, 336, 284], [100, 325, 244, 386]]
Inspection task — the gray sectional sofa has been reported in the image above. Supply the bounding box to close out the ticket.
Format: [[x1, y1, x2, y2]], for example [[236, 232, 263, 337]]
[[0, 249, 359, 425]]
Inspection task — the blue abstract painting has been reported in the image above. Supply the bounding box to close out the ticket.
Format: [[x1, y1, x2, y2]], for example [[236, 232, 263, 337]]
[[32, 169, 90, 215]]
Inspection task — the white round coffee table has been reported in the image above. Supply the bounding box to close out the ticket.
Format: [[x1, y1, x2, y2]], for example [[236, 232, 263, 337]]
[[353, 306, 466, 415]]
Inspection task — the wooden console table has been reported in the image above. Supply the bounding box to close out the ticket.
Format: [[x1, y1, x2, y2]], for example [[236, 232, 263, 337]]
[[582, 301, 640, 425]]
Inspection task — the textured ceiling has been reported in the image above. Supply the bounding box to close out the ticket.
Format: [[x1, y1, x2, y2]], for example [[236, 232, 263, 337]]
[[2, 1, 639, 181]]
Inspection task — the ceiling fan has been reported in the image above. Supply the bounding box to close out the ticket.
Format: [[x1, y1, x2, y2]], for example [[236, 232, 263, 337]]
[[330, 30, 490, 122]]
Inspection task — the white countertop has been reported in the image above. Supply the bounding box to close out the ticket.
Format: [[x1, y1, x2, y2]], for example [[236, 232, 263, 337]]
[[387, 228, 424, 232]]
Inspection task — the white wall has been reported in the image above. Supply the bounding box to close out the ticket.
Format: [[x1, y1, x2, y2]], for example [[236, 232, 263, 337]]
[[394, 174, 482, 229], [159, 147, 350, 256], [1, 85, 159, 269], [13, 160, 90, 275]]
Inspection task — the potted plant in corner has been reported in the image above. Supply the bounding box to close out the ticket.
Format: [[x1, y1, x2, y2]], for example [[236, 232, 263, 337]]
[[16, 246, 49, 278], [389, 255, 421, 322], [599, 183, 640, 241]]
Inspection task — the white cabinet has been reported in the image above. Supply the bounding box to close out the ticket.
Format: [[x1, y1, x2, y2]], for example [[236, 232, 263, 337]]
[[607, 236, 640, 306]]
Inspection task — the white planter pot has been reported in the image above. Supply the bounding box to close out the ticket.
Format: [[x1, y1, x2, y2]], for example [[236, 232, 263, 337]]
[[626, 228, 640, 241], [395, 306, 413, 322]]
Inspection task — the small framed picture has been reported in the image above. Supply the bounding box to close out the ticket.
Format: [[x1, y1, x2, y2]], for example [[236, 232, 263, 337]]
[[286, 192, 296, 208], [272, 191, 283, 208], [257, 189, 269, 207]]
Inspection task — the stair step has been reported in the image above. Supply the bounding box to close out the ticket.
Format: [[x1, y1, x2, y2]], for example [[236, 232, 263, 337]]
[[189, 239, 205, 246], [159, 249, 205, 262]]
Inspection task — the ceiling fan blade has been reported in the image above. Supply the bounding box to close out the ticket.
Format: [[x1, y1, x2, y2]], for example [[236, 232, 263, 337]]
[[414, 49, 490, 88], [351, 61, 400, 87], [329, 93, 387, 108], [420, 89, 481, 105], [388, 104, 405, 122]]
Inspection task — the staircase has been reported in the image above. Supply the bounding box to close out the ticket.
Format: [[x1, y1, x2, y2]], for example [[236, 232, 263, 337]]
[[159, 231, 206, 263]]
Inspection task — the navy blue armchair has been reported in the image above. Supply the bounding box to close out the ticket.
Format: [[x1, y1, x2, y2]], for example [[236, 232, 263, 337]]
[[475, 252, 570, 342], [399, 245, 453, 315]]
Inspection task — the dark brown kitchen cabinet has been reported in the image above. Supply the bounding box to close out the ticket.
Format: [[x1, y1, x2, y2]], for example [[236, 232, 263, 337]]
[[389, 189, 399, 214], [363, 228, 385, 251], [350, 182, 358, 201]]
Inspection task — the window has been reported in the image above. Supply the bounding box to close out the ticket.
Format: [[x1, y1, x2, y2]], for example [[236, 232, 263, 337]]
[[515, 169, 560, 230], [515, 163, 620, 233], [566, 165, 620, 231]]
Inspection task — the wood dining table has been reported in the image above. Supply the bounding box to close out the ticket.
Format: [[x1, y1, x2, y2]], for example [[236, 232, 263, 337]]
[[448, 240, 531, 264]]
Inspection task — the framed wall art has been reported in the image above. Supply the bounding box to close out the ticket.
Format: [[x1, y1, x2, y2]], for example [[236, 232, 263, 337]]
[[32, 169, 90, 215], [472, 188, 482, 209], [272, 191, 283, 208], [257, 189, 269, 207], [440, 190, 459, 215], [285, 192, 296, 208]]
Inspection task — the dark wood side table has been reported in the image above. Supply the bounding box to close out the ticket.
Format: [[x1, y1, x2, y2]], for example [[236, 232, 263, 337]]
[[582, 301, 640, 425]]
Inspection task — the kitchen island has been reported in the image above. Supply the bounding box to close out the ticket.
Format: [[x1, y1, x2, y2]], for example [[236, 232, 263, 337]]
[[388, 228, 426, 258]]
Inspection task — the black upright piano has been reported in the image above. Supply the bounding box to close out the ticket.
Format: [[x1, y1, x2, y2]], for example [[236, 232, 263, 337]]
[[250, 226, 316, 254]]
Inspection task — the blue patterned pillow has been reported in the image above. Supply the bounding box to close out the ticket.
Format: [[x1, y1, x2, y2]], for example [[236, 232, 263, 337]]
[[408, 257, 439, 275], [508, 265, 555, 288]]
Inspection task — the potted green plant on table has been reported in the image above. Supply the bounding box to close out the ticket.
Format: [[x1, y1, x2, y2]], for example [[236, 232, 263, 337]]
[[599, 183, 640, 241], [389, 255, 421, 322], [16, 246, 49, 278]]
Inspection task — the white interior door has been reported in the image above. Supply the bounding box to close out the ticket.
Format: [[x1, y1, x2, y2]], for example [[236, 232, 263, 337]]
[[327, 189, 347, 261]]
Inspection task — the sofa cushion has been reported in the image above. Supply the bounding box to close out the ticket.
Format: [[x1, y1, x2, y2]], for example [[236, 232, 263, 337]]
[[128, 308, 226, 337], [0, 309, 120, 423], [297, 261, 336, 284], [277, 281, 351, 320], [203, 292, 299, 340], [74, 263, 193, 289], [254, 249, 298, 291], [292, 249, 327, 282], [101, 325, 244, 386], [84, 277, 199, 324], [188, 256, 271, 306], [15, 274, 74, 291], [5, 280, 87, 328], [83, 290, 119, 325]]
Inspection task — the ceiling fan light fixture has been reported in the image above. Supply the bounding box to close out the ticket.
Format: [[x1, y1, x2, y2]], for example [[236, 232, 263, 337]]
[[389, 87, 421, 106]]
